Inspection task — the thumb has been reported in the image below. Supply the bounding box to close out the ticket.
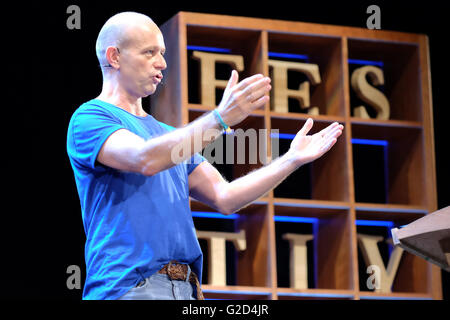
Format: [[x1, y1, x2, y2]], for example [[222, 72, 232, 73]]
[[225, 70, 239, 91], [298, 118, 314, 136]]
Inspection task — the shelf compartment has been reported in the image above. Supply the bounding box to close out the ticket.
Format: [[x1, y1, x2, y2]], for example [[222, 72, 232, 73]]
[[268, 32, 345, 117], [271, 117, 350, 202], [235, 203, 274, 288], [347, 38, 422, 122], [192, 203, 273, 288], [351, 123, 425, 206], [187, 26, 265, 109], [274, 215, 316, 290], [274, 203, 354, 290], [355, 208, 430, 295]]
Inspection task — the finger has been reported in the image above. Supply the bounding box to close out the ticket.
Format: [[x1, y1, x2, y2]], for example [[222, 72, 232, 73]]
[[225, 70, 239, 92], [234, 73, 266, 92], [323, 125, 343, 140], [320, 138, 337, 152], [317, 122, 339, 137], [298, 118, 314, 136], [244, 79, 272, 103], [249, 94, 270, 109], [242, 76, 271, 96]]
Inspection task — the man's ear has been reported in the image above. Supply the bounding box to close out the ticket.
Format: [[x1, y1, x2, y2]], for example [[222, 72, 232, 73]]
[[105, 46, 120, 69]]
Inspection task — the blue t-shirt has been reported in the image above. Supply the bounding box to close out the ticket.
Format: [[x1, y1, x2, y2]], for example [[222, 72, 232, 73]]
[[67, 99, 205, 300]]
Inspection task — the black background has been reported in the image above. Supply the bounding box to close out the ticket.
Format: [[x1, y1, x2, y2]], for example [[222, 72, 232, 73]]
[[8, 0, 448, 300]]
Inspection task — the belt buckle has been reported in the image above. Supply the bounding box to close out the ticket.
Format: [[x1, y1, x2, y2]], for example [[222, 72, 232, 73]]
[[167, 261, 187, 281]]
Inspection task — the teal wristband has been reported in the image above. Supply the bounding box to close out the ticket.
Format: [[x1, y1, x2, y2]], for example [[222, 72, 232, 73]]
[[213, 109, 232, 133]]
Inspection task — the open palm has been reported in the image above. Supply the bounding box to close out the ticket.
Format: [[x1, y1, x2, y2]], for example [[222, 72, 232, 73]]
[[289, 118, 344, 166]]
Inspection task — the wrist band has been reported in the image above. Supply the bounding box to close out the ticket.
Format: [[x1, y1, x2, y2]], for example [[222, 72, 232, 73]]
[[213, 109, 232, 133]]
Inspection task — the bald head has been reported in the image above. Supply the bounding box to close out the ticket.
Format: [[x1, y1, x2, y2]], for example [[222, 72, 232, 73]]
[[95, 12, 157, 69]]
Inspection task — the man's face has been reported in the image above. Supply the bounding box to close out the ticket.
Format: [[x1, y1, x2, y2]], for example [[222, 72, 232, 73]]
[[117, 22, 167, 98]]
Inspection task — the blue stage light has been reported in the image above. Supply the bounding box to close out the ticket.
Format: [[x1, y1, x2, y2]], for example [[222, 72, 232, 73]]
[[348, 59, 384, 67], [268, 52, 309, 60], [351, 138, 388, 147], [270, 133, 295, 140], [355, 219, 394, 228], [274, 216, 319, 224], [187, 45, 231, 53]]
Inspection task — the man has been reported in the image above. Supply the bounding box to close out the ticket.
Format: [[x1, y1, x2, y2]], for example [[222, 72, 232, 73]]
[[67, 11, 343, 300]]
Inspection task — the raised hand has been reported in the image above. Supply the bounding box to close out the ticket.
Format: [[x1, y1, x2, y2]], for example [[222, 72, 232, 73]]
[[289, 118, 344, 166], [216, 70, 271, 127]]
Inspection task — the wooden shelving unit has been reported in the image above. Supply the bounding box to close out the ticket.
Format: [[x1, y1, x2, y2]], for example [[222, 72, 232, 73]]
[[150, 12, 441, 300]]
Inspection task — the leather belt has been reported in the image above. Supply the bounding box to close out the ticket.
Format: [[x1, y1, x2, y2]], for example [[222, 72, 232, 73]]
[[158, 260, 204, 300]]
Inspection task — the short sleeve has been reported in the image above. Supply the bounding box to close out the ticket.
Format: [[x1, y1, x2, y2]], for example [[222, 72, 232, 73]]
[[67, 104, 125, 170], [186, 153, 207, 175]]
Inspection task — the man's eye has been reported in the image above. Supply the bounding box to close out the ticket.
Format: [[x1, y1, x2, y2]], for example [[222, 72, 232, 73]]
[[146, 50, 154, 55]]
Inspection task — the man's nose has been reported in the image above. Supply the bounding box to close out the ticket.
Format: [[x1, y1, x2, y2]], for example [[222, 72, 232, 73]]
[[155, 54, 167, 70]]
